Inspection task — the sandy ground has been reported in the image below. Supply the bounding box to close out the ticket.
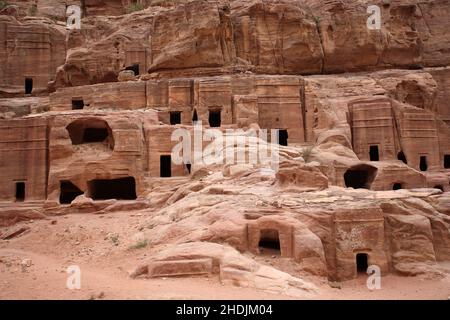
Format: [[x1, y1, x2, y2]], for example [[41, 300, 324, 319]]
[[1, 213, 449, 300]]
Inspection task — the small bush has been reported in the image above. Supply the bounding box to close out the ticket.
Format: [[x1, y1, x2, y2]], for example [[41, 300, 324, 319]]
[[28, 4, 38, 16], [302, 146, 315, 163], [313, 16, 321, 25], [0, 1, 9, 10], [130, 239, 148, 249], [109, 233, 119, 246], [127, 2, 144, 13]]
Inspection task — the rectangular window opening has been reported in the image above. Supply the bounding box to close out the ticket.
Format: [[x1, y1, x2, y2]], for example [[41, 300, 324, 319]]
[[170, 111, 181, 125], [15, 182, 25, 202], [160, 155, 172, 178]]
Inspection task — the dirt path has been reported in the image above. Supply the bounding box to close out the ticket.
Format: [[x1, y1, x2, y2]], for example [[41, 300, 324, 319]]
[[1, 214, 449, 300]]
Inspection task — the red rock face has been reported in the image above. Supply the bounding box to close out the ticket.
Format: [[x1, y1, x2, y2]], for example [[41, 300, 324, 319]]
[[0, 0, 450, 298]]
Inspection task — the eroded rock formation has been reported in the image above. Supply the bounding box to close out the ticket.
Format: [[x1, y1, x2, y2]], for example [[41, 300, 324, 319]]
[[1, 0, 450, 298]]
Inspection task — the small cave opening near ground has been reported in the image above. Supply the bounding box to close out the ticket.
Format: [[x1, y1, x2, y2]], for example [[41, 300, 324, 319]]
[[66, 118, 114, 149], [444, 155, 450, 169], [420, 156, 428, 171], [15, 182, 25, 202], [278, 129, 288, 146], [87, 177, 137, 200], [356, 253, 369, 273], [59, 181, 83, 204], [393, 183, 403, 190], [160, 155, 172, 178], [25, 78, 33, 94], [258, 229, 281, 256], [344, 164, 378, 189], [125, 63, 140, 76], [369, 145, 379, 161]]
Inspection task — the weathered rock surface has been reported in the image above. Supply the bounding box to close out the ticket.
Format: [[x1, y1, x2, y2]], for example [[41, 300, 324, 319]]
[[131, 242, 318, 297], [1, 0, 450, 298]]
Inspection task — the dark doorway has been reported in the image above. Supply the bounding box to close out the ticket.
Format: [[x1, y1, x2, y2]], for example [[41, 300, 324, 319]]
[[369, 145, 380, 161], [344, 164, 378, 189], [393, 183, 403, 190], [434, 185, 444, 192], [82, 127, 109, 143], [160, 155, 172, 178], [170, 111, 181, 125], [209, 110, 221, 127], [444, 155, 450, 169], [125, 63, 139, 76], [185, 163, 191, 174], [66, 118, 114, 148], [398, 151, 407, 164], [192, 109, 198, 123], [278, 130, 288, 146], [25, 78, 33, 94], [87, 177, 137, 200], [258, 229, 281, 255], [59, 181, 83, 204], [15, 182, 25, 202], [356, 253, 369, 273], [72, 99, 84, 110], [420, 156, 428, 171]]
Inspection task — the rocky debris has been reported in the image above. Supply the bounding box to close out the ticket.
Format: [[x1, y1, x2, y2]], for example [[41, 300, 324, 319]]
[[276, 159, 329, 191], [0, 0, 450, 298], [328, 281, 342, 289], [117, 70, 136, 82], [2, 227, 30, 240], [89, 291, 106, 300], [131, 242, 318, 298], [20, 258, 32, 272]]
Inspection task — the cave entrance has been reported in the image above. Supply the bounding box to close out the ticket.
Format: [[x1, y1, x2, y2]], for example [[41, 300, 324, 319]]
[[434, 185, 444, 192], [258, 229, 281, 255], [72, 99, 84, 110], [15, 182, 25, 202], [369, 145, 379, 161], [209, 110, 221, 128], [356, 253, 369, 273], [125, 63, 139, 76], [420, 156, 428, 171], [393, 183, 403, 190], [185, 163, 191, 175], [160, 155, 172, 178], [192, 109, 198, 124], [398, 151, 407, 164], [344, 164, 378, 189], [87, 177, 136, 200], [25, 78, 33, 94], [444, 155, 450, 169], [59, 181, 83, 204], [66, 118, 114, 149], [82, 128, 109, 143], [278, 129, 288, 146], [170, 111, 181, 125]]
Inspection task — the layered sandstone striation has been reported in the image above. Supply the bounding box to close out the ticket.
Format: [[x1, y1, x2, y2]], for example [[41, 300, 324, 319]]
[[1, 0, 450, 298]]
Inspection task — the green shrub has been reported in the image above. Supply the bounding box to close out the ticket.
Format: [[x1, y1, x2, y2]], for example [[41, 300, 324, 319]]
[[127, 2, 144, 13], [302, 146, 315, 163], [109, 233, 120, 246], [0, 1, 9, 10], [28, 4, 38, 16], [130, 239, 148, 249]]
